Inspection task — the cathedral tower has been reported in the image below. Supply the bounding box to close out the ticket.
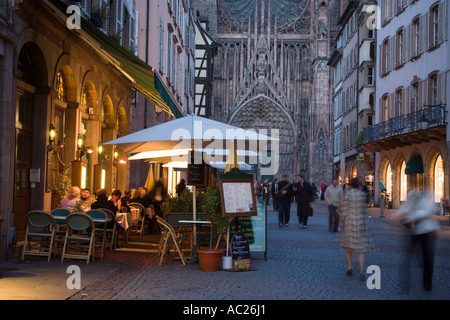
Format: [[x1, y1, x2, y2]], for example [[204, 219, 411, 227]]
[[197, 0, 340, 183]]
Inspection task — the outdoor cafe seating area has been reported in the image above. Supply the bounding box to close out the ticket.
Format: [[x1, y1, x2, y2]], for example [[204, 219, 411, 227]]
[[20, 206, 207, 266]]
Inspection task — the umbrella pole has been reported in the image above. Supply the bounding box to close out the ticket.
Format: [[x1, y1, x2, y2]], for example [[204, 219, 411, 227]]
[[193, 185, 198, 262]]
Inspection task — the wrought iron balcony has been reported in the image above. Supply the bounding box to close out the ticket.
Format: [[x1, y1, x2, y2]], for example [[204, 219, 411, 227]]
[[363, 104, 447, 151]]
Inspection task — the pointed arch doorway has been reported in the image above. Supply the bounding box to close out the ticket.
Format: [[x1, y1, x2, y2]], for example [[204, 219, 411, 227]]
[[229, 95, 296, 180]]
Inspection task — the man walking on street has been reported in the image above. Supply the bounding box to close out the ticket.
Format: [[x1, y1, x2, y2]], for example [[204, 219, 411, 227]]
[[324, 179, 343, 232], [293, 174, 314, 229], [278, 175, 294, 227]]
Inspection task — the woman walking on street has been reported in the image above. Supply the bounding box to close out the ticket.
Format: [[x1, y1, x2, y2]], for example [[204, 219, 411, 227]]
[[340, 178, 377, 280]]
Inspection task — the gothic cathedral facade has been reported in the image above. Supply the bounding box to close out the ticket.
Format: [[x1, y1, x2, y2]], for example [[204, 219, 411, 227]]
[[196, 0, 341, 183]]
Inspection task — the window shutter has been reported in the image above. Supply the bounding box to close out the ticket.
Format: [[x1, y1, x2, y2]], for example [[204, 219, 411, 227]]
[[419, 15, 424, 53], [426, 11, 432, 49], [407, 86, 411, 114], [393, 34, 398, 68], [419, 80, 424, 109], [438, 2, 444, 43], [389, 37, 393, 71], [389, 93, 394, 118], [437, 73, 442, 104]]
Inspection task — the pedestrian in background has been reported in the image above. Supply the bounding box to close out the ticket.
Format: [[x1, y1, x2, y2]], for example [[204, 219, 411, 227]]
[[395, 189, 440, 292], [271, 179, 280, 211], [261, 178, 270, 207], [278, 175, 294, 227], [293, 174, 314, 229], [324, 179, 343, 232], [339, 178, 377, 281]]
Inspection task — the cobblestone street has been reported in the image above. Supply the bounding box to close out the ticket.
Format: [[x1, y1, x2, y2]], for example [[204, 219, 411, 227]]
[[73, 201, 450, 300], [1, 201, 449, 301]]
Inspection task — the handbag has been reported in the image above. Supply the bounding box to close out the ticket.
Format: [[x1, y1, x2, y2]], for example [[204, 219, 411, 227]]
[[309, 203, 314, 216]]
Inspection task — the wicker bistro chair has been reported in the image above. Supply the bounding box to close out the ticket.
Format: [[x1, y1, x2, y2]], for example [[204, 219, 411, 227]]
[[156, 216, 187, 266], [85, 210, 108, 259], [98, 208, 117, 251], [127, 202, 146, 237], [61, 213, 95, 264], [22, 210, 56, 262], [50, 208, 71, 251]]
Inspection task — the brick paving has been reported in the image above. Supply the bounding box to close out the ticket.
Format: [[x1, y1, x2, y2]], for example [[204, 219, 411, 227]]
[[1, 200, 449, 300]]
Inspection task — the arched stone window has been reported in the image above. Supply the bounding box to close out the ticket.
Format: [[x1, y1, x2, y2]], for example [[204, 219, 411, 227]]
[[55, 70, 66, 101]]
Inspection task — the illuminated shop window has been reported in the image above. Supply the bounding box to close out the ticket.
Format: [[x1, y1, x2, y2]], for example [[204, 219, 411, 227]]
[[386, 163, 392, 196], [400, 161, 407, 201], [434, 155, 444, 203]]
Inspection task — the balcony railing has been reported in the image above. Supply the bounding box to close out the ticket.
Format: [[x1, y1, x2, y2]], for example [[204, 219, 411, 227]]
[[363, 104, 447, 145]]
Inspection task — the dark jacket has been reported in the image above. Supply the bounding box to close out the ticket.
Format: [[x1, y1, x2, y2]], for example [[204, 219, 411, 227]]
[[294, 181, 314, 217], [90, 196, 118, 215], [277, 180, 294, 202], [129, 196, 148, 208], [271, 182, 279, 198]]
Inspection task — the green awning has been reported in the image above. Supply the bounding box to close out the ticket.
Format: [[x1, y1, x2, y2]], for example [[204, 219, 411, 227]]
[[405, 156, 424, 174], [47, 0, 184, 119]]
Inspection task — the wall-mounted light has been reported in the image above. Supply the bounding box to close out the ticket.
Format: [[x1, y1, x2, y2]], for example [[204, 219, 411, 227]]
[[77, 133, 86, 160], [114, 149, 119, 160], [77, 133, 84, 150], [47, 124, 56, 152]]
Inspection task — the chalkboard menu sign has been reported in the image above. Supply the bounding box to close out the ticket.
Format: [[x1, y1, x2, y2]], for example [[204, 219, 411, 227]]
[[231, 231, 251, 271], [187, 151, 206, 186]]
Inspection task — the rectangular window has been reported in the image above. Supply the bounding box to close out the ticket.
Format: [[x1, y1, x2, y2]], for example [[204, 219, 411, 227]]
[[430, 76, 438, 105], [432, 7, 439, 46], [368, 67, 374, 85], [412, 19, 420, 56]]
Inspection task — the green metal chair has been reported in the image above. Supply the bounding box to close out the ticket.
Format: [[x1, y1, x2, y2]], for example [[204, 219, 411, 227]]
[[50, 208, 71, 251], [85, 209, 107, 259], [128, 202, 146, 237], [156, 216, 186, 267], [98, 208, 117, 251], [61, 213, 95, 264], [22, 210, 56, 262]]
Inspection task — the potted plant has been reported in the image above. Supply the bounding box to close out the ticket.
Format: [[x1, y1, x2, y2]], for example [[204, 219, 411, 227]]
[[51, 169, 72, 209], [197, 187, 230, 271]]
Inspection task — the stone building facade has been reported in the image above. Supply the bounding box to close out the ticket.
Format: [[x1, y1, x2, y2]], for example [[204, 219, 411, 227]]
[[196, 0, 341, 183], [0, 0, 178, 259]]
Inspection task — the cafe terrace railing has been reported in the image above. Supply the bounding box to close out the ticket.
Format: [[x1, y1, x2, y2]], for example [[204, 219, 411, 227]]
[[363, 104, 447, 145]]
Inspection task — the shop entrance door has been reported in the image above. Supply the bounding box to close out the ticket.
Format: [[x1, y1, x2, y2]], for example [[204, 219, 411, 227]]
[[13, 93, 33, 240]]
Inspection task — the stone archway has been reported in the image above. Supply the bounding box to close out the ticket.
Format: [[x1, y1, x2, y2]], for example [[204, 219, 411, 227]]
[[229, 95, 296, 180]]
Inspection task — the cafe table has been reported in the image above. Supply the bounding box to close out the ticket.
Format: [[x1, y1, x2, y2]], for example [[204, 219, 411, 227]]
[[178, 220, 212, 262]]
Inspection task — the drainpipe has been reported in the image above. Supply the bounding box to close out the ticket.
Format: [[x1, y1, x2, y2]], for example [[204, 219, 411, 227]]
[[143, 0, 150, 129]]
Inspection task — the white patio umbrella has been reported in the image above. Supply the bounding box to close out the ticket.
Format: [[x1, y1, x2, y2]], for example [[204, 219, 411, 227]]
[[105, 114, 278, 260], [105, 114, 276, 154]]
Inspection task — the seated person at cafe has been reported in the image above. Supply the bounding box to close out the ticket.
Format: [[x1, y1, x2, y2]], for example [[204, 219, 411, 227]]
[[129, 189, 147, 212], [91, 189, 117, 229], [121, 189, 132, 207], [61, 186, 81, 211], [91, 189, 118, 214], [111, 189, 129, 213], [80, 188, 95, 211]]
